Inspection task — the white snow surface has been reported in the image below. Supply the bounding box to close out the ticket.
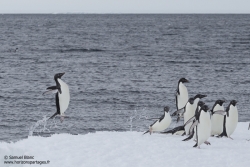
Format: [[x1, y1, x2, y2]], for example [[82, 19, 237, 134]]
[[1, 122, 250, 167]]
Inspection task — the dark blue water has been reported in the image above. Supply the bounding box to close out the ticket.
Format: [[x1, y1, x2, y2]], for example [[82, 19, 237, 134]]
[[0, 14, 250, 142]]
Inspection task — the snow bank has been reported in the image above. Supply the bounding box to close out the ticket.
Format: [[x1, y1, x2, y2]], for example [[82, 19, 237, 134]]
[[1, 122, 250, 167]]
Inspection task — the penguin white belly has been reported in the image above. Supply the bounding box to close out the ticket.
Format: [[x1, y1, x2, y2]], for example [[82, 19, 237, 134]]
[[197, 112, 211, 147], [58, 79, 70, 115], [226, 106, 238, 137], [151, 114, 171, 132], [184, 103, 196, 135], [211, 105, 224, 136], [177, 83, 188, 109]]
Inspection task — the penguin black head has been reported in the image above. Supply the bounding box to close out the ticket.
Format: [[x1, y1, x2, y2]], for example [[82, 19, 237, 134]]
[[194, 94, 207, 100], [198, 101, 205, 107], [179, 78, 189, 84], [201, 105, 209, 112], [230, 100, 237, 106], [215, 99, 225, 106], [54, 72, 65, 80], [164, 106, 170, 113], [188, 97, 195, 104]]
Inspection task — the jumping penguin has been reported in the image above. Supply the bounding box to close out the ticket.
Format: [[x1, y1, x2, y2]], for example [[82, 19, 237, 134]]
[[211, 100, 225, 136], [143, 106, 172, 135], [218, 100, 238, 139], [175, 78, 189, 110], [43, 72, 70, 122]]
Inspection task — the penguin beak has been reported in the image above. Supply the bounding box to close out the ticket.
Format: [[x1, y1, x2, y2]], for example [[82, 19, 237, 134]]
[[185, 79, 189, 83], [200, 95, 207, 99], [59, 72, 65, 77]]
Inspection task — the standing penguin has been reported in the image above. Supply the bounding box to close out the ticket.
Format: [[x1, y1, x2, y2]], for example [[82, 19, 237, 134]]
[[43, 72, 70, 122], [193, 105, 212, 148], [183, 102, 226, 142], [218, 100, 238, 139], [183, 94, 207, 135], [143, 106, 172, 135], [182, 101, 205, 141], [211, 100, 225, 136], [175, 78, 189, 110]]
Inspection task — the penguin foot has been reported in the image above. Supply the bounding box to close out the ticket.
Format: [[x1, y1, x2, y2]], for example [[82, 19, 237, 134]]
[[149, 127, 153, 135], [204, 141, 211, 145], [229, 137, 233, 140], [60, 116, 65, 123], [197, 146, 200, 149]]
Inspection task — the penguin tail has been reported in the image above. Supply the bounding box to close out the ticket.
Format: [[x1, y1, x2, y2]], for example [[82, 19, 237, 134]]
[[217, 130, 227, 138], [143, 130, 150, 135], [193, 143, 198, 147], [48, 112, 58, 120]]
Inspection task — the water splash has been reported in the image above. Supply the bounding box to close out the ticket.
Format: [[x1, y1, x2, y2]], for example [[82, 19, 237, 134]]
[[28, 116, 58, 136], [127, 108, 149, 132]]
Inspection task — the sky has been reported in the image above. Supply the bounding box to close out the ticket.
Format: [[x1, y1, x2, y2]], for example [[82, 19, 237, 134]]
[[0, 0, 250, 14]]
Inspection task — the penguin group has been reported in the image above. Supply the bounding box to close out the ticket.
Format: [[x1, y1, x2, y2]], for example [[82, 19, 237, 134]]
[[144, 78, 241, 149], [41, 74, 249, 145]]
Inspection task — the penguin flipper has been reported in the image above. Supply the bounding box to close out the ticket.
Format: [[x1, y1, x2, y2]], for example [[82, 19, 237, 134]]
[[171, 108, 184, 116], [161, 125, 184, 135], [184, 116, 195, 126], [189, 120, 198, 135], [43, 86, 58, 95], [183, 129, 194, 141]]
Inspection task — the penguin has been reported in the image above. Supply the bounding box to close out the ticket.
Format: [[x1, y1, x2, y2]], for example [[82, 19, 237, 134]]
[[43, 72, 70, 122], [175, 78, 189, 110], [193, 105, 211, 148], [182, 101, 205, 141], [143, 106, 172, 135], [218, 100, 238, 139], [211, 100, 225, 136], [164, 97, 196, 135], [183, 94, 207, 135], [183, 102, 226, 142]]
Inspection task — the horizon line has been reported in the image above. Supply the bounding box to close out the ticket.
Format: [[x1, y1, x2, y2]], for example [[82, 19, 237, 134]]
[[1, 12, 250, 14]]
